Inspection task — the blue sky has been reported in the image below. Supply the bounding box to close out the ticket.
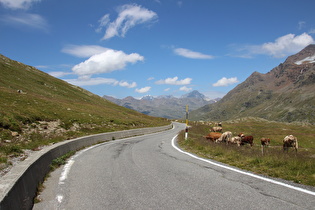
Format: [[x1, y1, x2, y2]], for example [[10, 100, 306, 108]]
[[1, 0, 315, 99]]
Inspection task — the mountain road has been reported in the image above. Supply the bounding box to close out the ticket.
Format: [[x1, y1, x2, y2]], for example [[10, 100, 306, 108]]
[[33, 122, 315, 209]]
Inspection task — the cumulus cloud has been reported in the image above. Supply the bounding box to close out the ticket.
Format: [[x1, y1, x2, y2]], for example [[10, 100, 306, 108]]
[[135, 86, 151, 93], [174, 48, 214, 59], [71, 49, 144, 76], [259, 33, 314, 58], [213, 77, 239, 87], [119, 81, 137, 88], [236, 33, 315, 58], [179, 86, 192, 92], [62, 45, 109, 58], [155, 76, 192, 85], [0, 0, 41, 10], [1, 13, 48, 31], [98, 4, 158, 40]]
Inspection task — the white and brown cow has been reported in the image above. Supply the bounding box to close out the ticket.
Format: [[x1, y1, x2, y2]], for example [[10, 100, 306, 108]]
[[238, 133, 254, 147], [216, 131, 232, 144], [283, 135, 298, 152], [211, 126, 223, 132], [230, 136, 242, 146], [261, 138, 271, 147]]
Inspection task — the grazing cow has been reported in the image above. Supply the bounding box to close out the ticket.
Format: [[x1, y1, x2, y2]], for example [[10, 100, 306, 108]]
[[283, 135, 298, 152], [230, 136, 242, 146], [211, 126, 222, 132], [261, 137, 270, 155], [205, 132, 222, 142], [261, 138, 271, 147], [238, 133, 254, 146], [216, 131, 232, 144]]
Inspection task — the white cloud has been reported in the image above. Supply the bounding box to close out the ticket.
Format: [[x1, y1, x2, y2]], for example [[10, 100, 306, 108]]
[[49, 71, 72, 78], [155, 76, 192, 85], [65, 77, 119, 86], [260, 33, 314, 58], [164, 88, 170, 92], [71, 49, 144, 76], [135, 86, 151, 93], [298, 21, 305, 30], [64, 77, 138, 89], [35, 65, 48, 69], [119, 81, 137, 88], [179, 86, 192, 92], [1, 13, 48, 31], [62, 45, 109, 58], [238, 33, 315, 58], [147, 77, 154, 81], [96, 14, 110, 33], [99, 4, 158, 40], [213, 77, 239, 87], [174, 48, 214, 59], [0, 0, 41, 10]]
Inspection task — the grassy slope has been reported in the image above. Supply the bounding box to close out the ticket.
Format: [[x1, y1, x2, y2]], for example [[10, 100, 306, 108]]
[[178, 119, 315, 186], [0, 54, 168, 163]]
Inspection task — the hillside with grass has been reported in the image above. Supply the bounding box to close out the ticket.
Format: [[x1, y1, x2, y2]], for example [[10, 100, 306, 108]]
[[190, 44, 315, 124], [0, 54, 168, 167]]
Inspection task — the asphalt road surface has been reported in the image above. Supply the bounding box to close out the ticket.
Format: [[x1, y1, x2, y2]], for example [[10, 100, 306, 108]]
[[33, 122, 315, 210]]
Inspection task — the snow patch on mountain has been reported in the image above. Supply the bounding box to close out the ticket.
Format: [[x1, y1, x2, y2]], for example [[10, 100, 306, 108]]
[[295, 54, 315, 65]]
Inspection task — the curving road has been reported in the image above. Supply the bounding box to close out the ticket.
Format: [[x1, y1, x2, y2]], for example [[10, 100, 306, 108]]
[[34, 122, 315, 210]]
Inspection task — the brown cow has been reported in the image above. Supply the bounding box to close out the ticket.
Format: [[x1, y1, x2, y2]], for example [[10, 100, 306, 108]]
[[283, 135, 298, 152], [238, 133, 254, 146], [205, 132, 222, 142], [261, 138, 270, 147]]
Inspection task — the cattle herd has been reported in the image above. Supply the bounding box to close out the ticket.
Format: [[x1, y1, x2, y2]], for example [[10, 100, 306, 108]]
[[204, 125, 298, 152]]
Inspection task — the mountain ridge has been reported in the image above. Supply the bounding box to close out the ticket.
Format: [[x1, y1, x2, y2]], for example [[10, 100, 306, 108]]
[[189, 44, 315, 124], [103, 91, 220, 119]]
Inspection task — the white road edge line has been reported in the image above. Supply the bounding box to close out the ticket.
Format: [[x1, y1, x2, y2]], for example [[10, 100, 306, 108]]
[[171, 134, 315, 196]]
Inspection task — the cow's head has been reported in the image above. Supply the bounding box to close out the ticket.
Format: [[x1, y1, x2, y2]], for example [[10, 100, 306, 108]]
[[265, 138, 271, 146], [238, 133, 245, 138]]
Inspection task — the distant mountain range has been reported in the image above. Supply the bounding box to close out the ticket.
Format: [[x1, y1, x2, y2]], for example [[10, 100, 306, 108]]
[[189, 44, 315, 124], [103, 90, 220, 119]]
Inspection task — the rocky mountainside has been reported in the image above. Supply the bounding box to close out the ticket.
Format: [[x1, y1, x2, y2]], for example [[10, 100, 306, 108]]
[[190, 44, 315, 124], [103, 90, 219, 119]]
